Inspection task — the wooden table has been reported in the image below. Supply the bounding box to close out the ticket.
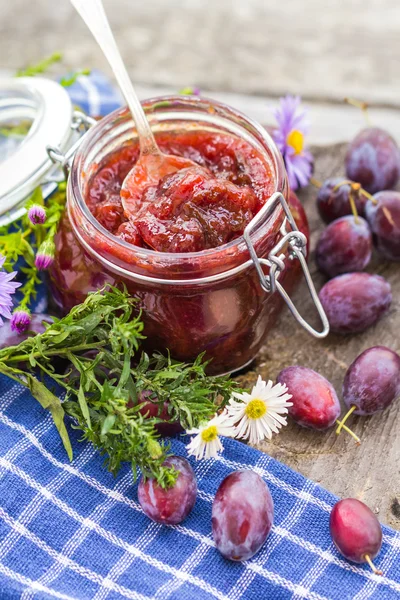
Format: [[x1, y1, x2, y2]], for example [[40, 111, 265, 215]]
[[236, 142, 400, 530]]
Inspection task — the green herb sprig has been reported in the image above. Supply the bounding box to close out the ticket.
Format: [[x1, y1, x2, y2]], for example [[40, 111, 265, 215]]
[[16, 52, 63, 77], [0, 287, 240, 487], [0, 183, 67, 320], [0, 287, 141, 458], [16, 52, 90, 88]]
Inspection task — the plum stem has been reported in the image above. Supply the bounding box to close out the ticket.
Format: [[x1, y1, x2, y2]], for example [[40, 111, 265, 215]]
[[332, 179, 377, 208], [332, 179, 362, 193], [349, 184, 360, 224], [336, 405, 357, 432], [364, 554, 383, 575], [344, 97, 372, 126], [335, 421, 361, 445], [336, 405, 361, 444], [359, 188, 378, 205], [310, 177, 322, 188]]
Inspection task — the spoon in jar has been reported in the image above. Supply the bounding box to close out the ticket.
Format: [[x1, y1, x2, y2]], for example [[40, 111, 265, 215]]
[[71, 0, 196, 217]]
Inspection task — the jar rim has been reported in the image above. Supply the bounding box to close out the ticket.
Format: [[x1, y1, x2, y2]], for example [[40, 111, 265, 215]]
[[69, 95, 287, 265]]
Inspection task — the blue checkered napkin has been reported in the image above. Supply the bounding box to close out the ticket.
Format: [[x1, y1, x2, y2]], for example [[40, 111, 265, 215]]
[[63, 69, 124, 117], [0, 378, 400, 600]]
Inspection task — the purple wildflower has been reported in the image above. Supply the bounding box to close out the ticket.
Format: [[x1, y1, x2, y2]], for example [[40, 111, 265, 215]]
[[35, 239, 55, 271], [28, 204, 47, 225], [0, 255, 21, 326], [272, 95, 313, 191], [10, 309, 31, 333]]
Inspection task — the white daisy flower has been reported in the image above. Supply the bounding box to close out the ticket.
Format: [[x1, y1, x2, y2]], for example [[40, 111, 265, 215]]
[[226, 376, 293, 445], [186, 412, 235, 460]]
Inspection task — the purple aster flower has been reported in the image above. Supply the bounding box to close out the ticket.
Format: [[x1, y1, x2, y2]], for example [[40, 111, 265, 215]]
[[28, 204, 47, 225], [0, 255, 21, 326], [272, 95, 313, 191], [35, 239, 55, 271], [10, 309, 31, 333]]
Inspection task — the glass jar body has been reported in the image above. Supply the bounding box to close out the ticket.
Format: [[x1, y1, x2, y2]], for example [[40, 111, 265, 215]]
[[49, 98, 309, 374]]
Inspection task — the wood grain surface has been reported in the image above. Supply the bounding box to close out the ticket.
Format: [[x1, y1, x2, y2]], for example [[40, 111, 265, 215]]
[[240, 142, 400, 529], [2, 0, 399, 107]]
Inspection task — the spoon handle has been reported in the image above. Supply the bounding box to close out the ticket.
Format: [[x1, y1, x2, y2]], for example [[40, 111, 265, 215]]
[[70, 0, 158, 156]]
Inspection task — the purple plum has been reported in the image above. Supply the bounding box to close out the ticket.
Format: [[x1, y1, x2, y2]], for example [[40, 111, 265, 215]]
[[212, 470, 273, 561], [345, 127, 400, 194], [316, 216, 372, 278], [138, 456, 197, 525], [319, 273, 392, 334]]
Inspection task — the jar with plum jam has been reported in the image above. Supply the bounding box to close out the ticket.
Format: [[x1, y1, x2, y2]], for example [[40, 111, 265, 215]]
[[49, 96, 327, 375]]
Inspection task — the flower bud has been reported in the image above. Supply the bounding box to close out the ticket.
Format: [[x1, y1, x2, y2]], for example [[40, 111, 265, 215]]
[[10, 309, 31, 334], [35, 239, 55, 271], [28, 204, 47, 225]]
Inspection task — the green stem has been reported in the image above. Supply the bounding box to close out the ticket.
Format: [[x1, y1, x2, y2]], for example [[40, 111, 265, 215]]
[[36, 362, 70, 391], [0, 363, 28, 386], [18, 268, 40, 312], [22, 228, 32, 239], [0, 341, 107, 364]]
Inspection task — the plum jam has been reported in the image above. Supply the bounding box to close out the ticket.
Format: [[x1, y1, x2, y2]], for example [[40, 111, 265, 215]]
[[49, 97, 309, 375], [87, 130, 275, 253]]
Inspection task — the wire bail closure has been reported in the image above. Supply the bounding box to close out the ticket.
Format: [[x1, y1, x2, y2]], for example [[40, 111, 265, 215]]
[[46, 110, 96, 179], [243, 192, 330, 339]]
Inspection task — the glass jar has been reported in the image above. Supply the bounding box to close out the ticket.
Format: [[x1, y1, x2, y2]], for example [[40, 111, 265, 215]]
[[49, 96, 327, 375], [0, 76, 91, 226]]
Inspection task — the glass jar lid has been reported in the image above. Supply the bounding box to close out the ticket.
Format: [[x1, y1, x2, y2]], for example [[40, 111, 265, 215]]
[[0, 76, 74, 223]]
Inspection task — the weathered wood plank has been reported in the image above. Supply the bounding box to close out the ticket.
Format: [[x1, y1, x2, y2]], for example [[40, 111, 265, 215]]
[[2, 0, 400, 107], [239, 142, 400, 529]]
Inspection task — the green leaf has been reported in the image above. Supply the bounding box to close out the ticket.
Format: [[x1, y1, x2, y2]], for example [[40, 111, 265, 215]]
[[101, 415, 116, 436], [28, 186, 44, 207], [77, 383, 91, 429], [48, 330, 72, 345], [155, 371, 182, 380], [27, 375, 73, 461]]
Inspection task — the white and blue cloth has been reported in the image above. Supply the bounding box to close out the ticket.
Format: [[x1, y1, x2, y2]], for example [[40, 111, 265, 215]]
[[0, 71, 400, 599], [64, 69, 124, 117]]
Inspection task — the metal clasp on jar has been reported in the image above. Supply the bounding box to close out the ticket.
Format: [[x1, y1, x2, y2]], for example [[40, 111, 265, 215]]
[[46, 110, 96, 179], [244, 192, 330, 339]]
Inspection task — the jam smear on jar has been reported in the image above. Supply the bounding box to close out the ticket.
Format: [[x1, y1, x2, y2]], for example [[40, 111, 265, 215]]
[[86, 130, 275, 252]]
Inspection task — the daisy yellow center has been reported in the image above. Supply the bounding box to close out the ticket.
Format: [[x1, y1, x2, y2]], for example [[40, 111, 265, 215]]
[[245, 399, 267, 420], [201, 425, 218, 442], [287, 129, 304, 155]]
